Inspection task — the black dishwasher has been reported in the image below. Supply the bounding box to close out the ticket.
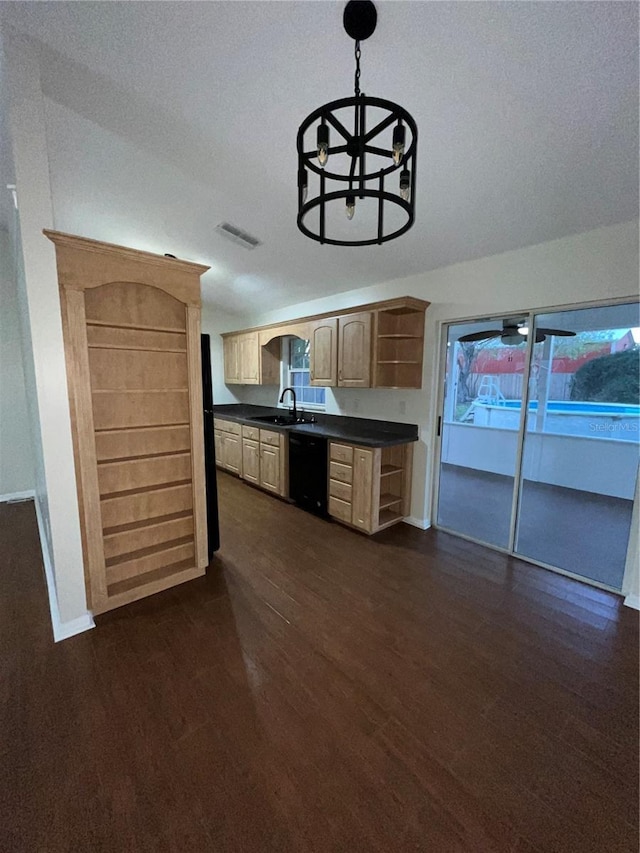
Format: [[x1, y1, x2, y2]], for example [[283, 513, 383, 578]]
[[289, 434, 328, 517]]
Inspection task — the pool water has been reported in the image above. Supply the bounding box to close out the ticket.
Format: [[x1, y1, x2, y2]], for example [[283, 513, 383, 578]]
[[472, 400, 640, 440]]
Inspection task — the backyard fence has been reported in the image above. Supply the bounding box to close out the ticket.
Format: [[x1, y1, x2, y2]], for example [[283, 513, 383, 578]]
[[473, 373, 574, 402]]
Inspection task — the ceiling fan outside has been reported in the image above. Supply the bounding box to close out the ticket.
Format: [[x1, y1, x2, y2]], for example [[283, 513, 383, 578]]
[[458, 318, 576, 345]]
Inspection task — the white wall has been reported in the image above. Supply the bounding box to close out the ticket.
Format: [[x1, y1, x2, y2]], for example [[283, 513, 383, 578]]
[[0, 228, 34, 496], [3, 28, 92, 638], [441, 423, 638, 500], [205, 220, 639, 528], [200, 303, 243, 406]]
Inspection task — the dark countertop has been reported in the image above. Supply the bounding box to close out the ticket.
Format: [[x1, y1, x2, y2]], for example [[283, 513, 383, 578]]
[[212, 404, 418, 448]]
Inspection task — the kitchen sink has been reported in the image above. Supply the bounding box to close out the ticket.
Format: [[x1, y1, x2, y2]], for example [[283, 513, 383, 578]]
[[249, 414, 298, 426], [249, 414, 312, 426]]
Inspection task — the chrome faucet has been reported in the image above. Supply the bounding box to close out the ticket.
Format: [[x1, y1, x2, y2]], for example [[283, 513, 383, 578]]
[[279, 387, 298, 420]]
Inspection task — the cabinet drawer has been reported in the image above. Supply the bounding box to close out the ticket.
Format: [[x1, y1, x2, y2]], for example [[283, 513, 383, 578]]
[[214, 418, 241, 435], [329, 479, 352, 503], [329, 496, 352, 524], [330, 442, 354, 464], [242, 425, 260, 441], [329, 460, 353, 484], [260, 429, 281, 447]]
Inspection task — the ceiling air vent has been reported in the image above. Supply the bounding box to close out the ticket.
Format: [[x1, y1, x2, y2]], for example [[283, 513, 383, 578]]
[[215, 222, 261, 250]]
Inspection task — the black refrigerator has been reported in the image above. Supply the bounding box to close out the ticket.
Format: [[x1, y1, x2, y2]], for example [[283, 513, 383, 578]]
[[201, 334, 220, 559]]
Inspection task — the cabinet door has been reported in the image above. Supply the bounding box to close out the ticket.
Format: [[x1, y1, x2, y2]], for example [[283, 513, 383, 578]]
[[214, 430, 224, 468], [239, 333, 259, 384], [224, 434, 242, 475], [309, 318, 338, 386], [223, 336, 240, 383], [242, 439, 260, 483], [338, 312, 372, 387], [352, 447, 374, 532], [260, 444, 280, 494]]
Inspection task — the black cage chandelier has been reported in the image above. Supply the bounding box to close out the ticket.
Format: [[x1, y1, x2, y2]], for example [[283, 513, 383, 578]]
[[297, 0, 417, 247]]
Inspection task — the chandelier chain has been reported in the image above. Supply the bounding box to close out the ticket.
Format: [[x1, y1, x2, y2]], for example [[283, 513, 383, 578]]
[[354, 40, 361, 96]]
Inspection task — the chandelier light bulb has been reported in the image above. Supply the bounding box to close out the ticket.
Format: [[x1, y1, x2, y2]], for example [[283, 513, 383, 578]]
[[392, 122, 406, 166], [317, 124, 329, 168], [346, 195, 356, 219], [399, 168, 410, 201], [298, 168, 308, 204]]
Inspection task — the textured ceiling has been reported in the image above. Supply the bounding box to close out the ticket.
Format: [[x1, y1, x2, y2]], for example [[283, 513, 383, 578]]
[[1, 1, 637, 314]]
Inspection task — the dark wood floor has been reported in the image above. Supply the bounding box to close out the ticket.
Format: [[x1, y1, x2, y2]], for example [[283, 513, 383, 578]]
[[1, 474, 638, 852]]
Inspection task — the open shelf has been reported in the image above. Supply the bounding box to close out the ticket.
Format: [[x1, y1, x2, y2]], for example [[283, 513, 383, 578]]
[[378, 508, 404, 528], [380, 464, 403, 477], [379, 493, 403, 511], [373, 304, 425, 388], [375, 444, 411, 532]]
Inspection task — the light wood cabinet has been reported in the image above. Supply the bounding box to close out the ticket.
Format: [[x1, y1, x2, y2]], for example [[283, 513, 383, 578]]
[[222, 297, 428, 390], [328, 440, 413, 534], [215, 422, 287, 498], [352, 447, 374, 530], [259, 429, 287, 496], [223, 433, 242, 475], [242, 438, 260, 484], [223, 336, 240, 383], [372, 304, 426, 388], [338, 312, 372, 388], [223, 331, 280, 385], [214, 418, 243, 475], [310, 318, 338, 386], [45, 229, 209, 615], [260, 444, 281, 494], [239, 333, 259, 383], [214, 429, 224, 468]]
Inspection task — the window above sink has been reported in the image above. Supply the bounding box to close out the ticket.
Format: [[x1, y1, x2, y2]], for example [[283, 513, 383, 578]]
[[279, 337, 326, 413]]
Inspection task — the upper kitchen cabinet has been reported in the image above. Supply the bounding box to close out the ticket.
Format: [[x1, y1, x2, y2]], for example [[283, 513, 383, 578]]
[[223, 336, 240, 383], [222, 331, 280, 385], [239, 333, 259, 383], [45, 229, 210, 615], [221, 297, 429, 390], [372, 301, 427, 388], [338, 312, 372, 388], [309, 318, 338, 386]]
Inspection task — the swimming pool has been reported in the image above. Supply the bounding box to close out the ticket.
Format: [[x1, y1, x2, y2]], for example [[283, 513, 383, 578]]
[[471, 400, 640, 439], [484, 400, 640, 416]]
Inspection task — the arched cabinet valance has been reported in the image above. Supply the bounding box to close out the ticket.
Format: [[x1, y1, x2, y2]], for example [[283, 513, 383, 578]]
[[45, 230, 210, 615]]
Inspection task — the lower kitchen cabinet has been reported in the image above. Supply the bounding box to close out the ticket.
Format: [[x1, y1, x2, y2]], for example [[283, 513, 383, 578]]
[[213, 418, 243, 476], [242, 438, 260, 484], [258, 429, 287, 497], [328, 441, 413, 534], [352, 447, 374, 531], [260, 443, 280, 494], [215, 420, 287, 498], [214, 417, 412, 528]]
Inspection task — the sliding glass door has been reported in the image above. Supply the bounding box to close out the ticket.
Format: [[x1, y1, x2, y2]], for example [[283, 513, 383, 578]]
[[436, 318, 523, 549], [436, 302, 639, 591], [514, 303, 639, 589]]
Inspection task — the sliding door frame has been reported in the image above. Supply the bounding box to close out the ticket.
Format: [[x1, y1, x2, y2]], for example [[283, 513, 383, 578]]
[[431, 295, 639, 594]]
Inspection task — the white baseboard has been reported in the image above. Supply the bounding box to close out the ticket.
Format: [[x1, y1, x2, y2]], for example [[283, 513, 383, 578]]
[[404, 516, 432, 531], [33, 499, 95, 643], [0, 489, 35, 502], [623, 594, 640, 611], [54, 612, 96, 641]]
